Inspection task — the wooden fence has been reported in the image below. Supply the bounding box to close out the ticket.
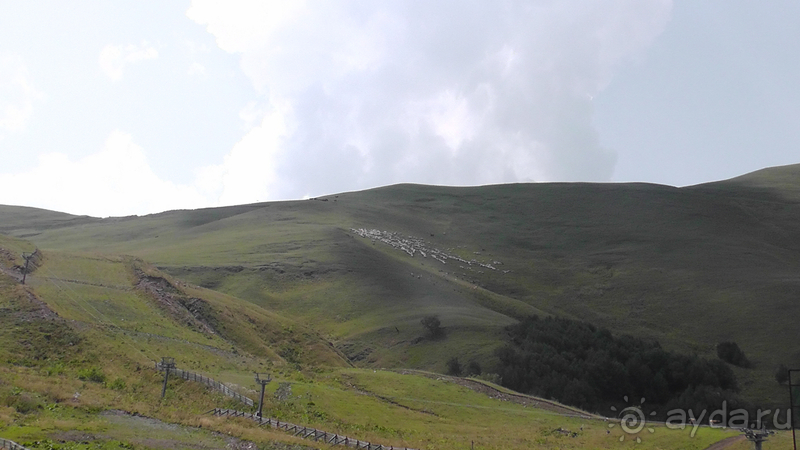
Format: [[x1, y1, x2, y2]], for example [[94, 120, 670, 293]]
[[156, 364, 414, 449], [0, 438, 30, 450], [155, 362, 254, 407], [210, 408, 416, 450]]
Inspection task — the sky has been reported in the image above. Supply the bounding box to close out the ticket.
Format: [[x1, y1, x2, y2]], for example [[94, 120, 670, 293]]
[[0, 1, 798, 217]]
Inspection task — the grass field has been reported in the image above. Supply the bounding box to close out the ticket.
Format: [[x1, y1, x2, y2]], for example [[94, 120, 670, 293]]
[[2, 165, 800, 448], [0, 240, 764, 449]]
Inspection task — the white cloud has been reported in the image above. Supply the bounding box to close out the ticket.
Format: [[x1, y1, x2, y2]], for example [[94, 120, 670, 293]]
[[188, 1, 673, 202], [196, 106, 287, 205], [99, 42, 159, 81], [0, 131, 208, 217], [0, 53, 44, 138], [407, 89, 480, 153], [238, 100, 268, 132], [187, 61, 206, 78], [187, 1, 306, 55]]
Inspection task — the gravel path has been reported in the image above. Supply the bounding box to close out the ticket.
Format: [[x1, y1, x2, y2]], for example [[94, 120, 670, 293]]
[[702, 435, 746, 450]]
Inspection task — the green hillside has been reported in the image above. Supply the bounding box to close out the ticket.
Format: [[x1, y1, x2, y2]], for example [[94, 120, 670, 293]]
[[713, 162, 800, 201], [1, 164, 799, 416], [1, 236, 760, 449]]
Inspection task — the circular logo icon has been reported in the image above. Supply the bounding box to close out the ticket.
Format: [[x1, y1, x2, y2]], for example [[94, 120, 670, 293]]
[[608, 396, 656, 443], [619, 406, 646, 434]]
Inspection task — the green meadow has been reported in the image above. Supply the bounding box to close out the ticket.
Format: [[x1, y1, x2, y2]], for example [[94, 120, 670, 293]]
[[2, 164, 800, 448], [0, 244, 756, 449]]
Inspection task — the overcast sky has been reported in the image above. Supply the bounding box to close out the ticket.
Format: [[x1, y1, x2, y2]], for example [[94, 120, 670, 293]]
[[0, 1, 798, 217]]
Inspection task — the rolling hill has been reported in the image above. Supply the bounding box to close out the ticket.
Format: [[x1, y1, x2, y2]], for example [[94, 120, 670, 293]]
[[1, 232, 755, 449], [2, 164, 800, 412]]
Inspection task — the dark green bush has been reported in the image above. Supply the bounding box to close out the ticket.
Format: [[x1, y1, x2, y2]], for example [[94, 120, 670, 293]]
[[717, 341, 751, 368], [108, 377, 126, 390], [466, 360, 482, 376], [43, 362, 65, 376], [421, 315, 444, 339], [446, 357, 462, 376], [775, 364, 790, 385], [77, 367, 106, 383]]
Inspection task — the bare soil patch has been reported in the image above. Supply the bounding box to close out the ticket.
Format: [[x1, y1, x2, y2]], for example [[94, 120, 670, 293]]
[[134, 270, 218, 336]]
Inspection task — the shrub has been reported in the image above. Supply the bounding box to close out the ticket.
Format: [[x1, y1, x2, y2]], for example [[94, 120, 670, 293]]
[[4, 392, 41, 414], [466, 360, 482, 376], [475, 373, 502, 385], [109, 377, 126, 390], [42, 362, 65, 376], [279, 346, 301, 364], [717, 341, 751, 368], [420, 315, 444, 339], [77, 367, 106, 383], [446, 357, 462, 376], [776, 364, 790, 385]]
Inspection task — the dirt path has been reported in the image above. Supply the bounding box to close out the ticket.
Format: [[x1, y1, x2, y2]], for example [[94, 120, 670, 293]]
[[702, 435, 745, 450], [95, 410, 316, 450], [396, 369, 597, 418]]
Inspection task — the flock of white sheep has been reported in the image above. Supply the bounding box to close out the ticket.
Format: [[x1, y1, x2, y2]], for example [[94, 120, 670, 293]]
[[350, 228, 503, 272]]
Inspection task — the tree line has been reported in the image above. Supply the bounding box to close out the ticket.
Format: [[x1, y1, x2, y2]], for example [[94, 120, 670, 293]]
[[494, 315, 747, 416]]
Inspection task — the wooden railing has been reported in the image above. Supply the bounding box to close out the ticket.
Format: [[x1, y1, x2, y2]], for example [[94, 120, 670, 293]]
[[0, 438, 30, 450], [157, 364, 414, 449], [210, 408, 417, 450], [155, 362, 254, 407]]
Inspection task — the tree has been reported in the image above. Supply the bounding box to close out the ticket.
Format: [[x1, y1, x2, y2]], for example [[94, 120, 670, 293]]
[[420, 315, 444, 339], [775, 364, 790, 385], [716, 341, 751, 368], [446, 357, 462, 376], [466, 360, 482, 376], [495, 315, 744, 414]]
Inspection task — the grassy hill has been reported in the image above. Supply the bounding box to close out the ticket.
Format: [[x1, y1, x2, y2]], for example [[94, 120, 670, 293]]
[[1, 164, 799, 413], [1, 237, 762, 449]]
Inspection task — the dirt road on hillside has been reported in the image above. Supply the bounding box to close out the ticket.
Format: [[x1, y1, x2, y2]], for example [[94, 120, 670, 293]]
[[702, 435, 745, 450], [397, 369, 596, 417]]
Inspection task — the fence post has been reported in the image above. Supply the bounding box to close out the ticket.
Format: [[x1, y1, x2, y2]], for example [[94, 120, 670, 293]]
[[160, 357, 176, 399], [254, 372, 272, 418]]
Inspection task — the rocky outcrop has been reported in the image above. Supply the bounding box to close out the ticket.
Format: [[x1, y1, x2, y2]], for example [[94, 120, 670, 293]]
[[134, 270, 218, 336]]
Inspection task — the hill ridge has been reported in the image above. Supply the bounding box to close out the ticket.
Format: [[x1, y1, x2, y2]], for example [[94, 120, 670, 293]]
[[1, 163, 799, 409]]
